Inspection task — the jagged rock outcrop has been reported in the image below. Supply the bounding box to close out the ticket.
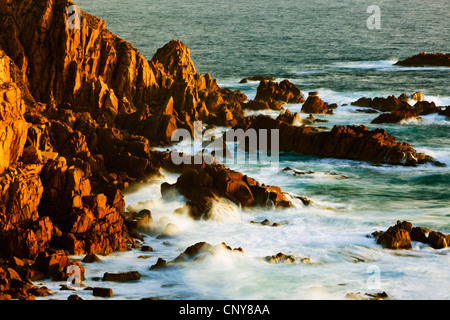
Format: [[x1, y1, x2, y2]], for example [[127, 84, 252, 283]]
[[150, 242, 244, 269], [276, 109, 303, 125], [0, 51, 29, 174], [0, 0, 247, 146], [395, 52, 450, 67], [371, 100, 442, 124], [162, 163, 293, 219], [351, 95, 403, 112], [254, 80, 304, 104], [301, 92, 333, 114], [233, 115, 435, 166]]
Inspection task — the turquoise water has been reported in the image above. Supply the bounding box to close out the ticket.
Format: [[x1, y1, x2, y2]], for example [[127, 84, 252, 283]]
[[38, 0, 450, 300]]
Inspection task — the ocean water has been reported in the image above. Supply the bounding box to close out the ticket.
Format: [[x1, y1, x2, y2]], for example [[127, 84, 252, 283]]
[[38, 0, 450, 300]]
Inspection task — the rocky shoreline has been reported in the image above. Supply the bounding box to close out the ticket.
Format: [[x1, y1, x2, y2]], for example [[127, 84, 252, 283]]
[[0, 0, 449, 300]]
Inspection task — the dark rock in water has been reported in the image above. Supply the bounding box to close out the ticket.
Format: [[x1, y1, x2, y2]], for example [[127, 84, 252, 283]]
[[395, 52, 450, 67], [102, 271, 141, 282], [68, 294, 83, 300], [409, 227, 431, 243], [234, 115, 434, 166], [239, 76, 276, 83], [296, 196, 312, 206], [123, 209, 152, 231], [151, 242, 244, 270], [301, 92, 332, 114], [371, 106, 419, 124], [250, 219, 280, 227], [255, 80, 304, 104], [373, 221, 449, 250], [375, 221, 412, 249], [161, 182, 178, 200], [371, 100, 442, 124], [168, 163, 293, 219], [93, 287, 113, 297], [427, 231, 450, 249], [439, 106, 450, 117], [276, 109, 302, 125], [413, 101, 441, 115], [264, 252, 310, 264], [351, 95, 402, 112]]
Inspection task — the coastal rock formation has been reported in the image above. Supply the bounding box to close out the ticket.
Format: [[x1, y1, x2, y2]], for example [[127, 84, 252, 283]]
[[0, 0, 247, 147], [301, 92, 333, 114], [163, 163, 293, 219], [0, 52, 29, 174], [254, 80, 304, 104], [351, 95, 403, 112], [373, 221, 450, 249], [276, 109, 303, 125], [371, 100, 442, 124], [233, 115, 434, 166], [395, 52, 450, 67]]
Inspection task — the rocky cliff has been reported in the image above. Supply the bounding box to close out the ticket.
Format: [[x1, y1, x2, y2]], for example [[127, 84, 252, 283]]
[[0, 0, 441, 299]]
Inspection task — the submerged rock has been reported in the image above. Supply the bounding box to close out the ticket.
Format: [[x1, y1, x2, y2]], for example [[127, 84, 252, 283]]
[[371, 100, 441, 124], [438, 106, 450, 117], [276, 109, 303, 125]]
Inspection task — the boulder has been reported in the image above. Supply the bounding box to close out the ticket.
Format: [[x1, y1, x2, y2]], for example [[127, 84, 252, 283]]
[[93, 287, 113, 297], [376, 222, 412, 249], [255, 80, 304, 104], [301, 92, 331, 114], [395, 52, 450, 67], [373, 221, 449, 250], [170, 164, 292, 219]]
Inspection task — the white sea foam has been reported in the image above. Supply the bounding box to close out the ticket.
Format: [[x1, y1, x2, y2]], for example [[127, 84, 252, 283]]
[[331, 60, 450, 72]]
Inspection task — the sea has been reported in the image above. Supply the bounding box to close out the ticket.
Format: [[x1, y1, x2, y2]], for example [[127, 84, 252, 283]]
[[37, 0, 450, 300]]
